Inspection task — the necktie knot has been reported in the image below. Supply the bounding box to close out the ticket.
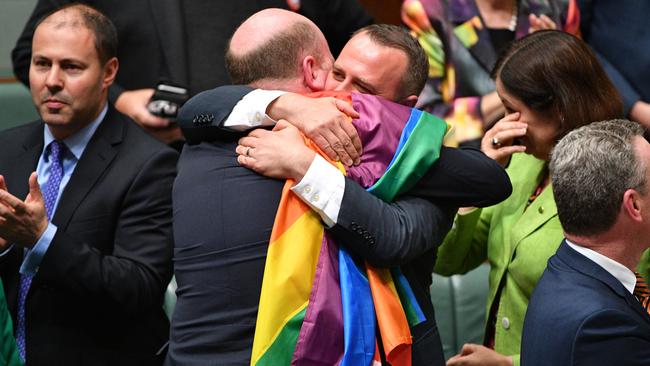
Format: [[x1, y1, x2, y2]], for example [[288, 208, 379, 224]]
[[48, 140, 65, 165]]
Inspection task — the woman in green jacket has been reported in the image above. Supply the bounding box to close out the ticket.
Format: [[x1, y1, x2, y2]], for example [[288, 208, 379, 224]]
[[440, 30, 624, 366]]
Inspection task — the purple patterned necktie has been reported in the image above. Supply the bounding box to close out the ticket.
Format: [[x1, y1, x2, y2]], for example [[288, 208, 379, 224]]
[[16, 140, 65, 360]]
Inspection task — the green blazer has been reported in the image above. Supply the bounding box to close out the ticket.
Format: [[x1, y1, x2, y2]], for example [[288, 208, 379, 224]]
[[436, 153, 563, 366], [0, 281, 21, 366]]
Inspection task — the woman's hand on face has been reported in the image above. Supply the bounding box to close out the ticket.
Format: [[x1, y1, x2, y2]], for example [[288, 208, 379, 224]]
[[481, 112, 527, 167]]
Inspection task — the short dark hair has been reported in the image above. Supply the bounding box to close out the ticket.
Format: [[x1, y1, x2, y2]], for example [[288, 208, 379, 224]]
[[36, 3, 118, 65], [493, 30, 622, 142], [353, 24, 428, 100], [225, 21, 324, 85], [551, 119, 646, 236]]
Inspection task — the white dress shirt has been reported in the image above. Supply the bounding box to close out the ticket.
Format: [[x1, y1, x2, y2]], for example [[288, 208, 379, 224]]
[[566, 239, 637, 294]]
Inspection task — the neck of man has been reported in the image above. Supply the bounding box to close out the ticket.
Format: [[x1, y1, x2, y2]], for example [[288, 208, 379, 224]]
[[565, 227, 646, 272]]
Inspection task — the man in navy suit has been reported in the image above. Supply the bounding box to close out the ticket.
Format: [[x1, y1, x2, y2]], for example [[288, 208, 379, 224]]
[[521, 119, 650, 365]]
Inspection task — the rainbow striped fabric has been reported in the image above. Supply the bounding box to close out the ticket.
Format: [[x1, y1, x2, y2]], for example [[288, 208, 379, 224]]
[[251, 92, 448, 366]]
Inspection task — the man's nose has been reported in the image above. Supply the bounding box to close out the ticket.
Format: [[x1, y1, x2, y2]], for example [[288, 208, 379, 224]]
[[44, 66, 64, 90]]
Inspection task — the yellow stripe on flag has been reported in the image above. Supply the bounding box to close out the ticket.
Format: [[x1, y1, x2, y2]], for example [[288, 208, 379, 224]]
[[251, 185, 325, 364]]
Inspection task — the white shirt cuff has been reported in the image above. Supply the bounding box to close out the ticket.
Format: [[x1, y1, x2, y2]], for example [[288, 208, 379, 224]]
[[223, 89, 286, 131], [291, 155, 345, 227]]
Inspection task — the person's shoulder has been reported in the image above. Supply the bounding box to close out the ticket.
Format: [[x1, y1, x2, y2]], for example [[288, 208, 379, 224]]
[[102, 108, 178, 170], [0, 121, 42, 150], [0, 120, 40, 138], [112, 109, 176, 153]]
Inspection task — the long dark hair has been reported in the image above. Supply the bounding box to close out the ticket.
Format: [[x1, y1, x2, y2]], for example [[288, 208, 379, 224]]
[[492, 30, 623, 140]]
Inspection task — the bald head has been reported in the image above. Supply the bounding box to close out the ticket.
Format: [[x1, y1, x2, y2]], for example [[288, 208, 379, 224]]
[[36, 4, 117, 65], [225, 8, 332, 89]]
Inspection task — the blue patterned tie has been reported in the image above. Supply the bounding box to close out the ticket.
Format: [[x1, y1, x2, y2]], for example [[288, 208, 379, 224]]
[[16, 140, 65, 360]]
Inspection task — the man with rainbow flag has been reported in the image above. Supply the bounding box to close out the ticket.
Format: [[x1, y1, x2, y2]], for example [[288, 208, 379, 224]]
[[170, 9, 510, 366]]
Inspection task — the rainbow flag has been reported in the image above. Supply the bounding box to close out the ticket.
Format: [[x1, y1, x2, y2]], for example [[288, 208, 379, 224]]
[[251, 92, 448, 366]]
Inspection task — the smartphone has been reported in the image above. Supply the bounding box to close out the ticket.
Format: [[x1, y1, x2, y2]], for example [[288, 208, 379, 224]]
[[147, 83, 189, 119]]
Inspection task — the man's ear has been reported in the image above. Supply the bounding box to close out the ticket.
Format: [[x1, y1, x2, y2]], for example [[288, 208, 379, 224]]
[[302, 55, 327, 92], [102, 57, 119, 89], [622, 189, 643, 223], [399, 95, 418, 107]]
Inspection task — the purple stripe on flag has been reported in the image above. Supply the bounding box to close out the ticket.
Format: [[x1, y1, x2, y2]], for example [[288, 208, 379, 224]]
[[292, 234, 343, 366], [347, 93, 412, 189]]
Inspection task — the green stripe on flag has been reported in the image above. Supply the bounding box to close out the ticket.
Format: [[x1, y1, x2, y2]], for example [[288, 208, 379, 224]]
[[371, 113, 447, 201], [255, 307, 307, 366]]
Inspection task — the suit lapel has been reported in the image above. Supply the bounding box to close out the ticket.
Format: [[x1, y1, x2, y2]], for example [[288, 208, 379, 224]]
[[510, 185, 557, 246], [148, 0, 188, 86], [52, 108, 122, 229]]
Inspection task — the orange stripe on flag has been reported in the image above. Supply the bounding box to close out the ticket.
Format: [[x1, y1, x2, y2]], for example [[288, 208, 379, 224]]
[[367, 265, 412, 366], [269, 181, 310, 243]]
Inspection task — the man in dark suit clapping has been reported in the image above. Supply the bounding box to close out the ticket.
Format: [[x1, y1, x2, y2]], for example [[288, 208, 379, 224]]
[[0, 5, 176, 365]]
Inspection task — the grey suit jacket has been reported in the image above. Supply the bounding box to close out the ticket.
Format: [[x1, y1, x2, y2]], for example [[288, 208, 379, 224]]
[[0, 105, 177, 365]]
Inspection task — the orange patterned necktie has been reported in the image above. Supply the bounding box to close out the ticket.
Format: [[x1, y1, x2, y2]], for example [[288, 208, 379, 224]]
[[634, 272, 650, 314]]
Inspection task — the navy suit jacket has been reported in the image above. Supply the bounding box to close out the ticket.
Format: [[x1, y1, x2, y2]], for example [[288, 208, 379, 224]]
[[522, 241, 650, 366], [168, 86, 511, 365]]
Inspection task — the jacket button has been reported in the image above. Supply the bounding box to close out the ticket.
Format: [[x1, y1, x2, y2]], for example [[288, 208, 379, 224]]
[[538, 206, 544, 214], [502, 317, 510, 330], [351, 222, 358, 230]]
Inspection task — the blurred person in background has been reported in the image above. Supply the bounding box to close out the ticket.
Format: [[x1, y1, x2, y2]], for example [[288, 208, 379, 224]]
[[401, 0, 579, 148]]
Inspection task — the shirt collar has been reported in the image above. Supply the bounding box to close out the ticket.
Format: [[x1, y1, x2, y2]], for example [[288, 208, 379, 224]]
[[43, 103, 108, 161], [566, 239, 637, 294]]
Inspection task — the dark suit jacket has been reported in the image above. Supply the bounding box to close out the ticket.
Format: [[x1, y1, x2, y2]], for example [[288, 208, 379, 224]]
[[167, 86, 511, 365], [12, 0, 372, 98], [521, 241, 650, 366], [0, 105, 177, 365]]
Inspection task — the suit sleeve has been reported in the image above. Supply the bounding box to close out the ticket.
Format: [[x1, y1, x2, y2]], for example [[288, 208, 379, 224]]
[[573, 309, 650, 365], [35, 147, 177, 315], [408, 146, 512, 208], [329, 179, 455, 268]]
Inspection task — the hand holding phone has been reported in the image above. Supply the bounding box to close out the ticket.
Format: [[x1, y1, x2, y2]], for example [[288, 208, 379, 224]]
[[147, 83, 189, 119]]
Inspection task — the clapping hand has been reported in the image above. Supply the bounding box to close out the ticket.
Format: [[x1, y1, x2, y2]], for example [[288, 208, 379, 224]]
[[0, 173, 48, 248]]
